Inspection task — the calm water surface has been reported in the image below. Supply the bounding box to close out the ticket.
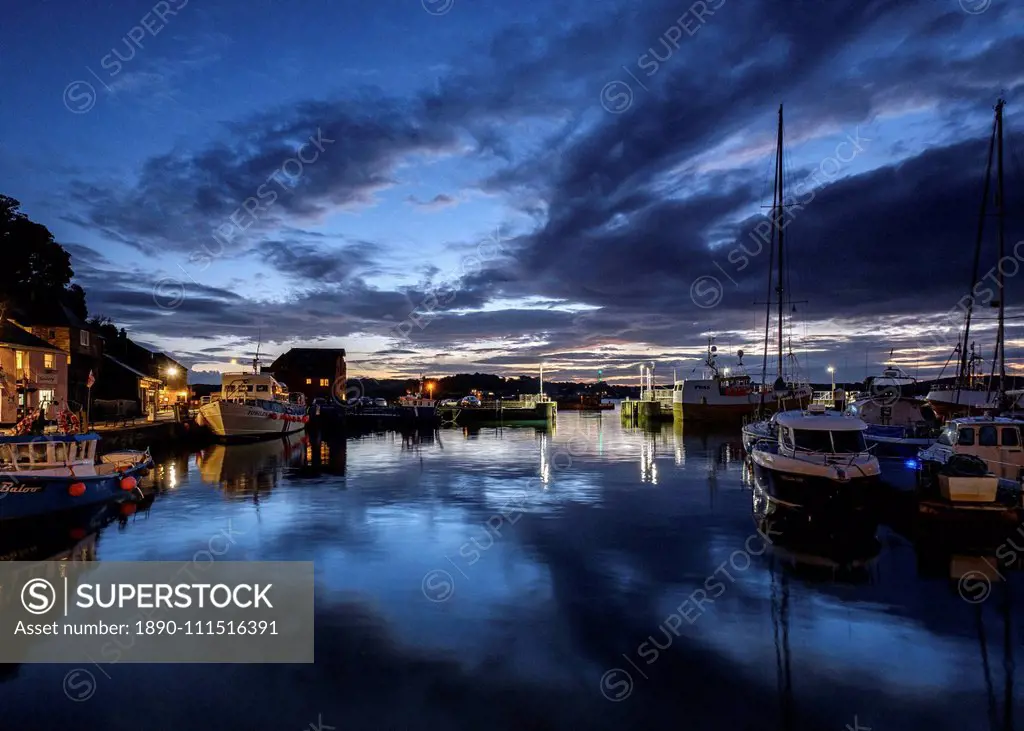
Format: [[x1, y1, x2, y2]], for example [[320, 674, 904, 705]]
[[0, 407, 1021, 730]]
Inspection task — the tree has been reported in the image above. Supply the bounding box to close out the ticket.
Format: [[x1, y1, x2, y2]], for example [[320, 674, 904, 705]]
[[0, 195, 82, 319]]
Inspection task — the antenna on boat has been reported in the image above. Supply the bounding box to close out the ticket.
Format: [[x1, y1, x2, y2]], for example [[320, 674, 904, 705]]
[[253, 329, 262, 374]]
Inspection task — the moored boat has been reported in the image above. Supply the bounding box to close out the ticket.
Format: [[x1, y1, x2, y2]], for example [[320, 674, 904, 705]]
[[196, 371, 308, 440], [396, 377, 438, 421], [674, 339, 810, 423], [747, 405, 881, 517], [846, 396, 940, 459], [0, 433, 152, 521], [916, 416, 1024, 517]]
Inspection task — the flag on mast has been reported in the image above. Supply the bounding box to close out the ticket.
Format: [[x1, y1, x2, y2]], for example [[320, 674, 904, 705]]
[[86, 369, 95, 388]]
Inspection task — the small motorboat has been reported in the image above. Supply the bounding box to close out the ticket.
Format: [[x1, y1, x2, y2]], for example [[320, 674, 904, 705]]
[[745, 404, 881, 517], [0, 433, 152, 521]]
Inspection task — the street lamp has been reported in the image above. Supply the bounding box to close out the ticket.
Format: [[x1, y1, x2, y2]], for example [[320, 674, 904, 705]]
[[827, 366, 835, 392]]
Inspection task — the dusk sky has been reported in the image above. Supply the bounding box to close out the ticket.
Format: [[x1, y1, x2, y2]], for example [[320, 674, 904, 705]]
[[3, 0, 1023, 385]]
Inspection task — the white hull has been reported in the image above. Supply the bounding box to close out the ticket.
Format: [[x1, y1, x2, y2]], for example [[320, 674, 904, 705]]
[[198, 400, 305, 439]]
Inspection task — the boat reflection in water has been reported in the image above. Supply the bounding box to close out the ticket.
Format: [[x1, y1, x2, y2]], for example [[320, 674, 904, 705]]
[[0, 493, 155, 564], [752, 481, 881, 583], [196, 435, 307, 497]]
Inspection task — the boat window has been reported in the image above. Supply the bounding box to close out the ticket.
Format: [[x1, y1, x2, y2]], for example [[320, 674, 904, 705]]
[[32, 444, 48, 462], [792, 429, 866, 453], [978, 425, 998, 447], [957, 428, 975, 446], [937, 426, 955, 446], [792, 429, 833, 452], [256, 385, 269, 392], [53, 442, 67, 462], [0, 445, 14, 468], [830, 431, 867, 454], [1003, 428, 1020, 447]]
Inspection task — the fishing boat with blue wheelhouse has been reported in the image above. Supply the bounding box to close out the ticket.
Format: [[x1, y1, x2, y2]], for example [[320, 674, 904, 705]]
[[0, 433, 152, 521]]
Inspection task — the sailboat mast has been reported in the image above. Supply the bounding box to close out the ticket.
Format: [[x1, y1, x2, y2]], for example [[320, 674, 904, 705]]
[[775, 104, 785, 381], [957, 107, 998, 400], [996, 98, 1007, 398]]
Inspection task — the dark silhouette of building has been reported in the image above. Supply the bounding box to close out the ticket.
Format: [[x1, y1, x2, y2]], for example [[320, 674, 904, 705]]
[[268, 348, 346, 401]]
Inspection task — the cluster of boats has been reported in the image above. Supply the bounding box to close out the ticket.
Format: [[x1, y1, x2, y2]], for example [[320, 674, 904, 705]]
[[693, 99, 1023, 525]]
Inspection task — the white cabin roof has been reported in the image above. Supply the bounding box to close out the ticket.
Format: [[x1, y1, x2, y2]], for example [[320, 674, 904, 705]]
[[947, 416, 1024, 427], [775, 410, 867, 431]]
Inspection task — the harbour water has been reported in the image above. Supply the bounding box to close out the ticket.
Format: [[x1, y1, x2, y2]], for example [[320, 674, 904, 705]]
[[0, 407, 1021, 730]]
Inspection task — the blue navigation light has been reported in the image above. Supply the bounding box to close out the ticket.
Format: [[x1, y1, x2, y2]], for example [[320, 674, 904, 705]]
[[904, 458, 920, 470]]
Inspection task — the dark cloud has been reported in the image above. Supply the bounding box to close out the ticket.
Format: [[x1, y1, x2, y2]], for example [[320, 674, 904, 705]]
[[57, 0, 1024, 378]]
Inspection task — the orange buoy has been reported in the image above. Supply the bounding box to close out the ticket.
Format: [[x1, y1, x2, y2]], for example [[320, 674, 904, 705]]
[[120, 503, 137, 516], [69, 528, 86, 540], [120, 476, 137, 491], [69, 482, 87, 497], [269, 413, 278, 420]]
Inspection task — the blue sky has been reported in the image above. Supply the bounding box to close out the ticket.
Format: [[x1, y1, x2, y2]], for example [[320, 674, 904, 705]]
[[2, 0, 1023, 385]]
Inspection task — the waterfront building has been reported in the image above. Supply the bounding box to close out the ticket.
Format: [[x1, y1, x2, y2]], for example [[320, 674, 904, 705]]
[[268, 348, 346, 401], [0, 320, 68, 424]]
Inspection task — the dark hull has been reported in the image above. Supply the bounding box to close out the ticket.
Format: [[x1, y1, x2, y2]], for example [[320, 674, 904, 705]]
[[0, 463, 147, 521], [752, 461, 879, 515]]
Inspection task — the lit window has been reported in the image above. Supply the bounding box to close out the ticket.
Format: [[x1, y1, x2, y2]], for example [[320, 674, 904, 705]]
[[319, 378, 330, 387], [15, 351, 23, 370], [80, 331, 90, 347], [44, 353, 55, 369], [306, 378, 312, 385]]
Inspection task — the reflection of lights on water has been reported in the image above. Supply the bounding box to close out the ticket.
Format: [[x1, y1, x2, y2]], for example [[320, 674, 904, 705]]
[[640, 441, 658, 484], [168, 464, 177, 489], [539, 433, 551, 484]]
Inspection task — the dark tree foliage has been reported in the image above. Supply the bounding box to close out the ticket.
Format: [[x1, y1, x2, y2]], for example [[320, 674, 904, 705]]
[[0, 195, 84, 319]]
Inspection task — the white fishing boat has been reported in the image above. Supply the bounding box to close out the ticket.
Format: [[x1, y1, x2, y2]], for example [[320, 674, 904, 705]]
[[196, 371, 307, 440], [747, 404, 881, 516], [673, 339, 810, 423]]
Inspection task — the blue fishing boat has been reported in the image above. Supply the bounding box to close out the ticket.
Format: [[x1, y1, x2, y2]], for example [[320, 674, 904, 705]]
[[0, 433, 152, 521]]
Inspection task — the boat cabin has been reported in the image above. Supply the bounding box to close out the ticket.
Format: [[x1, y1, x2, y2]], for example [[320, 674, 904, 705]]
[[926, 417, 1024, 480], [0, 434, 98, 471], [774, 408, 869, 455], [220, 373, 305, 406]]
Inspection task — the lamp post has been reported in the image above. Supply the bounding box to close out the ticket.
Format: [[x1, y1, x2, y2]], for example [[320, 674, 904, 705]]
[[827, 366, 835, 392]]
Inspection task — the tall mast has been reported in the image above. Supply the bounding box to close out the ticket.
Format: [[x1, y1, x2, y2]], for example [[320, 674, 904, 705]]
[[758, 107, 782, 414], [957, 105, 998, 402], [996, 98, 1007, 399], [775, 104, 785, 382]]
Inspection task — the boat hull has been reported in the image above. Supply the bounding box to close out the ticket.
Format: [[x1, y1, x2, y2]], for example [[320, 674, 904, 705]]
[[751, 460, 879, 515], [198, 400, 306, 440], [0, 464, 146, 521], [864, 434, 934, 459]]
